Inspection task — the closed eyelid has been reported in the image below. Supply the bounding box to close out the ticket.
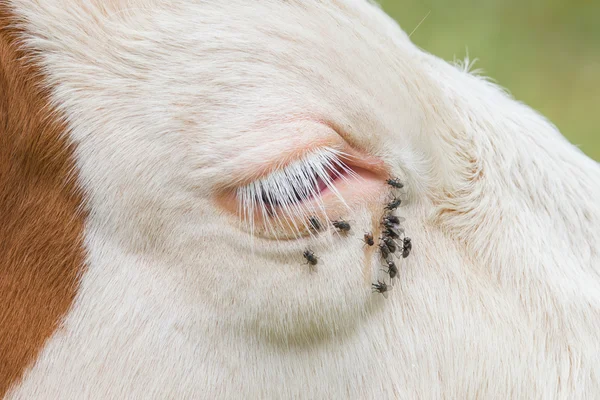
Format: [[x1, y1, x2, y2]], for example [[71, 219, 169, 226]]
[[236, 148, 353, 238], [214, 141, 390, 240], [205, 117, 387, 192]]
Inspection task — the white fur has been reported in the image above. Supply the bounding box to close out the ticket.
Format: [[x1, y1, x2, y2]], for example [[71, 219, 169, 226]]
[[6, 0, 600, 398]]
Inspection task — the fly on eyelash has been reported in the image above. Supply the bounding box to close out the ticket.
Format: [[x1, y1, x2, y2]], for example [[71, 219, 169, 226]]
[[236, 147, 357, 239]]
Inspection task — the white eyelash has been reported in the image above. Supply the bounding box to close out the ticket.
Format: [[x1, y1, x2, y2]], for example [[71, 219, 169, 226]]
[[237, 147, 358, 239]]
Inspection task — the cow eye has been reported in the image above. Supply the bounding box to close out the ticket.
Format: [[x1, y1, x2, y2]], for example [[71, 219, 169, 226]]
[[236, 147, 357, 239]]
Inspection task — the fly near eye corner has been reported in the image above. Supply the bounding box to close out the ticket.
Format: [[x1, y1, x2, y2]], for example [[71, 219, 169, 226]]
[[372, 280, 391, 298], [363, 232, 374, 246], [382, 236, 396, 253], [386, 177, 404, 189], [332, 219, 351, 233], [382, 260, 398, 280], [378, 240, 390, 259], [402, 237, 412, 258], [383, 214, 403, 226], [384, 197, 402, 211], [383, 227, 402, 239], [309, 216, 323, 232], [303, 248, 318, 272]]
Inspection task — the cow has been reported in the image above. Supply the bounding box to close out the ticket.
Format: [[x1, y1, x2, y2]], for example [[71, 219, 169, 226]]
[[1, 0, 599, 398]]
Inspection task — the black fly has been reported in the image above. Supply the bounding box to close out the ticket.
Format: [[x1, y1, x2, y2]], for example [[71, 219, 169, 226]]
[[382, 260, 398, 280], [372, 280, 391, 298], [332, 220, 351, 233], [303, 249, 318, 270], [363, 232, 375, 246], [386, 178, 404, 189], [382, 236, 397, 253], [383, 227, 402, 239], [308, 216, 322, 232], [384, 197, 402, 211], [402, 237, 412, 258], [382, 216, 405, 229], [378, 241, 390, 259], [382, 214, 401, 225]]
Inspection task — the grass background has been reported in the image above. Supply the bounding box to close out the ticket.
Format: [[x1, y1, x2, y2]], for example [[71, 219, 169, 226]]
[[380, 0, 599, 161]]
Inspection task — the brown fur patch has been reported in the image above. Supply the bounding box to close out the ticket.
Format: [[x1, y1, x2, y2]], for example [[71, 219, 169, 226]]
[[0, 5, 87, 396]]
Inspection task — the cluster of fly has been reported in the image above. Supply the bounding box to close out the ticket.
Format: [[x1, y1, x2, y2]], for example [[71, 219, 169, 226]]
[[303, 217, 352, 272], [299, 175, 412, 299], [371, 177, 412, 298]]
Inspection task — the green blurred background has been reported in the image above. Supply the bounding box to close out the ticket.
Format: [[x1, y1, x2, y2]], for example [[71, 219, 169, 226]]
[[381, 0, 599, 161]]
